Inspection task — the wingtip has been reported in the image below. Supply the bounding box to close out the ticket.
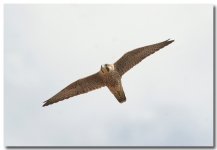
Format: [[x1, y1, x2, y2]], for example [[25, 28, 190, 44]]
[[166, 39, 175, 43], [42, 104, 47, 107], [42, 100, 49, 107]]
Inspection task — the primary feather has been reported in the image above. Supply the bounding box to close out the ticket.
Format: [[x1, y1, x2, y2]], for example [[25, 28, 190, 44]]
[[114, 39, 174, 76], [43, 73, 105, 106]]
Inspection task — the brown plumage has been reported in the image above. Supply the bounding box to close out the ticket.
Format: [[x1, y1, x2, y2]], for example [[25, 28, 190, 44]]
[[43, 39, 174, 107], [43, 73, 105, 106]]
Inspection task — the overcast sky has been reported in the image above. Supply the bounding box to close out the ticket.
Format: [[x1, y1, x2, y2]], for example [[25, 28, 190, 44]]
[[4, 4, 213, 147]]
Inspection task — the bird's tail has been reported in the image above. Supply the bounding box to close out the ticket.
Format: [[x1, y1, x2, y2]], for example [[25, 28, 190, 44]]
[[108, 84, 126, 103]]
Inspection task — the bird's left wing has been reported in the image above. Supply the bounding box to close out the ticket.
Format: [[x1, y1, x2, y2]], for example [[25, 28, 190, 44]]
[[43, 72, 105, 107], [114, 39, 174, 76]]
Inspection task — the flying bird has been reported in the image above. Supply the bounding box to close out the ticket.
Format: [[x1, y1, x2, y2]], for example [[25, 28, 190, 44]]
[[43, 39, 174, 107]]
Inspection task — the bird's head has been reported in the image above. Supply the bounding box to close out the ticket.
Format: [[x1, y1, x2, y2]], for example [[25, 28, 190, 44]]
[[100, 64, 114, 74]]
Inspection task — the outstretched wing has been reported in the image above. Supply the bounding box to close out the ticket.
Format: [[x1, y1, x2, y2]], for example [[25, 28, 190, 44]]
[[114, 39, 174, 76], [43, 72, 105, 107]]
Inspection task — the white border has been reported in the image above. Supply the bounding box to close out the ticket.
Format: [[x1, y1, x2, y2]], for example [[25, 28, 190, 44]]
[[1, 0, 216, 150], [2, 0, 217, 4]]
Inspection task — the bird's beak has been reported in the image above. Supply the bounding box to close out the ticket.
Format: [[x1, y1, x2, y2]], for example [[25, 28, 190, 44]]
[[101, 65, 104, 73]]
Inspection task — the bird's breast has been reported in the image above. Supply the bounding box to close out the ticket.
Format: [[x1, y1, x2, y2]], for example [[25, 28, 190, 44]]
[[103, 71, 121, 86]]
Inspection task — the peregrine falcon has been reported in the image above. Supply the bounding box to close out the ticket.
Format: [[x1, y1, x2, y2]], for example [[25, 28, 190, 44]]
[[43, 39, 174, 107]]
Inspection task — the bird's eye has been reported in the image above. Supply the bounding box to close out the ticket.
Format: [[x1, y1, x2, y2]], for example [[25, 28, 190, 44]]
[[106, 67, 110, 72]]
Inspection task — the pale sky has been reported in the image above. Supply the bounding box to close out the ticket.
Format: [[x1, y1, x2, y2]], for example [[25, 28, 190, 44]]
[[4, 4, 213, 146]]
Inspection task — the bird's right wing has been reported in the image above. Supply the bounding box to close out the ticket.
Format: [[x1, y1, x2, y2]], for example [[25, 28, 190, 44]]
[[43, 72, 105, 107], [114, 39, 174, 76]]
